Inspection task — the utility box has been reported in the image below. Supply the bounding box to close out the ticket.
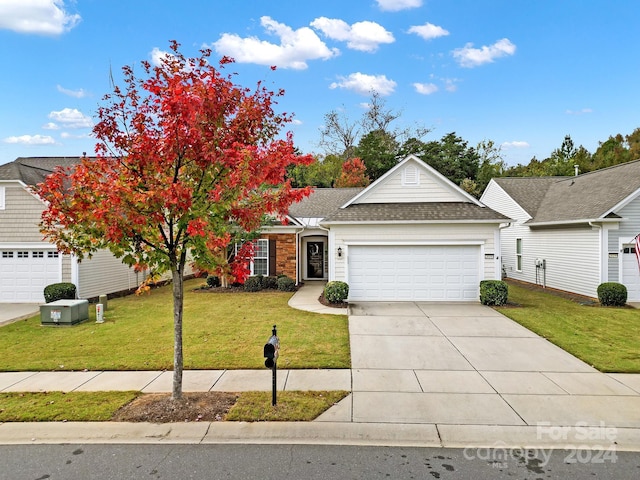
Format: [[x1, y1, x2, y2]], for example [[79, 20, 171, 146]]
[[40, 299, 89, 326]]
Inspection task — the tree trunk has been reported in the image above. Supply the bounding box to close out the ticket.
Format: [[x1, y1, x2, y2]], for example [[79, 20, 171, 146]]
[[171, 264, 185, 401]]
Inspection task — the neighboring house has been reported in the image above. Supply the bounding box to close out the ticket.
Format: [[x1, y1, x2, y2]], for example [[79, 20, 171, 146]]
[[0, 157, 149, 303], [481, 160, 640, 301], [263, 155, 510, 302]]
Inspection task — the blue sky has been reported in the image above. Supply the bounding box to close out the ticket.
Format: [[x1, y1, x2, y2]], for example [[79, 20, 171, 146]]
[[1, 0, 639, 167]]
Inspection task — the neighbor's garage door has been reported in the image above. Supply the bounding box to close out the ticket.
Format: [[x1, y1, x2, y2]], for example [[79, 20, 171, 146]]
[[348, 245, 480, 301], [621, 244, 640, 302], [0, 250, 61, 302]]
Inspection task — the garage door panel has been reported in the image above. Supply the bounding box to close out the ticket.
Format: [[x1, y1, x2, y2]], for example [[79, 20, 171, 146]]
[[0, 250, 60, 302], [348, 245, 480, 302]]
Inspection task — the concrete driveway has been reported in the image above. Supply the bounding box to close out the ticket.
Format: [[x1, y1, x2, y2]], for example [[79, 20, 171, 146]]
[[318, 301, 640, 430], [0, 304, 39, 326]]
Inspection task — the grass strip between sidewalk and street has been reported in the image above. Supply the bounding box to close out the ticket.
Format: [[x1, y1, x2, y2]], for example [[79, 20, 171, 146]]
[[0, 391, 349, 422], [496, 281, 640, 373], [0, 278, 350, 371]]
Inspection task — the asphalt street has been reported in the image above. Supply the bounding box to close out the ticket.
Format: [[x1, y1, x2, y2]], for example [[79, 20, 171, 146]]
[[0, 444, 638, 480]]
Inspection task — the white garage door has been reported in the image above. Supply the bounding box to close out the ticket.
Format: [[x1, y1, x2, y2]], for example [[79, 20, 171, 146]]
[[348, 245, 480, 301], [621, 245, 640, 302], [0, 249, 61, 302]]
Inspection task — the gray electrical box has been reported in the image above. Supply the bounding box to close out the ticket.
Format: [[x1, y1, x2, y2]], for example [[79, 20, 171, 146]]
[[40, 299, 89, 326]]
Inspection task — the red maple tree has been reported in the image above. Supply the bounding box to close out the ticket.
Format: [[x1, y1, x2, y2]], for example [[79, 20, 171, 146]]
[[37, 41, 312, 399], [334, 157, 370, 188]]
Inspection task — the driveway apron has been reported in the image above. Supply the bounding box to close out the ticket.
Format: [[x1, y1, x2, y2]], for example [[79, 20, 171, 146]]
[[321, 301, 640, 429]]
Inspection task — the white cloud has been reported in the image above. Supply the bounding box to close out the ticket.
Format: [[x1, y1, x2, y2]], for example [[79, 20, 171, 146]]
[[502, 141, 530, 149], [453, 38, 516, 68], [376, 0, 422, 11], [60, 131, 91, 139], [408, 22, 449, 40], [149, 47, 173, 67], [56, 84, 88, 98], [48, 108, 92, 129], [443, 78, 459, 92], [211, 16, 339, 70], [413, 82, 438, 95], [42, 122, 59, 130], [566, 108, 593, 115], [3, 134, 56, 145], [330, 73, 397, 96], [310, 17, 394, 52], [0, 0, 80, 35]]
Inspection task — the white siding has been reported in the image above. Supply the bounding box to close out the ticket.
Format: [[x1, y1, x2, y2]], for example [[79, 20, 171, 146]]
[[482, 180, 602, 298], [355, 160, 465, 204], [608, 195, 640, 282], [330, 223, 498, 284]]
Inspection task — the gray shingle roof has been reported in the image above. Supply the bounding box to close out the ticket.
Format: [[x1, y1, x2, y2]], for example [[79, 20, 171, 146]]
[[522, 160, 640, 224], [0, 157, 84, 185], [493, 176, 567, 217], [288, 187, 364, 219], [321, 202, 510, 223]]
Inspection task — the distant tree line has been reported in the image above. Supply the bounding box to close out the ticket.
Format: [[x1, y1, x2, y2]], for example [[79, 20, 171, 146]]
[[289, 91, 640, 197]]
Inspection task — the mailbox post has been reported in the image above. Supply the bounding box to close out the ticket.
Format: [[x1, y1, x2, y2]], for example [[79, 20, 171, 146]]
[[263, 324, 280, 406]]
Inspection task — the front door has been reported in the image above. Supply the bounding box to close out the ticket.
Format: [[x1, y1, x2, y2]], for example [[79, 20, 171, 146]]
[[306, 241, 324, 279]]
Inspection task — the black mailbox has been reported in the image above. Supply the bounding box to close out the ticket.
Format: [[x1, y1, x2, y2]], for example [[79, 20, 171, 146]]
[[264, 331, 279, 368]]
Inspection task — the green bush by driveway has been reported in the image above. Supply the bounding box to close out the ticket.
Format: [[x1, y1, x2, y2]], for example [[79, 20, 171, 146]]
[[0, 279, 350, 371]]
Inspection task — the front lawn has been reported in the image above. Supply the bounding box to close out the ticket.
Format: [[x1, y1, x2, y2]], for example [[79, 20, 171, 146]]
[[0, 279, 350, 371], [497, 281, 640, 373]]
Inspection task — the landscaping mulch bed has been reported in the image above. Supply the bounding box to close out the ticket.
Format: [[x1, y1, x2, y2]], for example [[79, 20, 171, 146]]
[[112, 392, 238, 423]]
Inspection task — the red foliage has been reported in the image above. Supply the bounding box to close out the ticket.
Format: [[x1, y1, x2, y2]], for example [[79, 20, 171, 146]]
[[37, 41, 313, 279], [334, 157, 370, 188]]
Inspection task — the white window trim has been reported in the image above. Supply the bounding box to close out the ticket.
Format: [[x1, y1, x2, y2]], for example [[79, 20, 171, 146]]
[[516, 238, 523, 272], [0, 186, 5, 210], [236, 239, 269, 277]]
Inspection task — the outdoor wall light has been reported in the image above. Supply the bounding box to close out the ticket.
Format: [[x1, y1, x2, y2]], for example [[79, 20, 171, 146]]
[[337, 247, 342, 257]]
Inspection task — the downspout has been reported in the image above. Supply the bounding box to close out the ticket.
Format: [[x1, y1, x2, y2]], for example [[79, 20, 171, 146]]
[[294, 227, 305, 285], [589, 221, 603, 286], [497, 222, 512, 279]]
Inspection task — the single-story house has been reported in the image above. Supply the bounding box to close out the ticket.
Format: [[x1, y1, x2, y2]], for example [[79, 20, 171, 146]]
[[262, 154, 510, 301], [1, 154, 510, 304], [480, 159, 640, 301], [0, 157, 150, 303]]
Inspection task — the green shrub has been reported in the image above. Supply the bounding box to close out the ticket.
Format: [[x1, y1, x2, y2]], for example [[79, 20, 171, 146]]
[[263, 276, 278, 290], [244, 276, 263, 292], [43, 282, 77, 303], [597, 282, 627, 307], [324, 281, 349, 303], [206, 275, 220, 288], [277, 276, 297, 292], [479, 280, 508, 306]]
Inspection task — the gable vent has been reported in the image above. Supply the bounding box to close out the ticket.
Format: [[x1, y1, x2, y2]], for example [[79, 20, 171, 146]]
[[402, 165, 420, 185]]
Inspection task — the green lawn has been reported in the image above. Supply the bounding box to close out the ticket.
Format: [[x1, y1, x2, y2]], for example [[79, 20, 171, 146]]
[[0, 279, 350, 371], [497, 281, 640, 373]]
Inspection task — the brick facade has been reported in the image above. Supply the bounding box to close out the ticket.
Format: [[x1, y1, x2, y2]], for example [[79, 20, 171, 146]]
[[261, 233, 297, 280]]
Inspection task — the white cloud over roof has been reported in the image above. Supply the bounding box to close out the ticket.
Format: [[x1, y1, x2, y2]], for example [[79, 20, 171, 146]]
[[453, 38, 516, 68], [408, 22, 449, 40], [3, 134, 56, 145], [376, 0, 422, 11], [48, 108, 93, 129], [211, 16, 339, 70], [311, 17, 394, 52], [0, 0, 81, 35], [330, 72, 397, 96]]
